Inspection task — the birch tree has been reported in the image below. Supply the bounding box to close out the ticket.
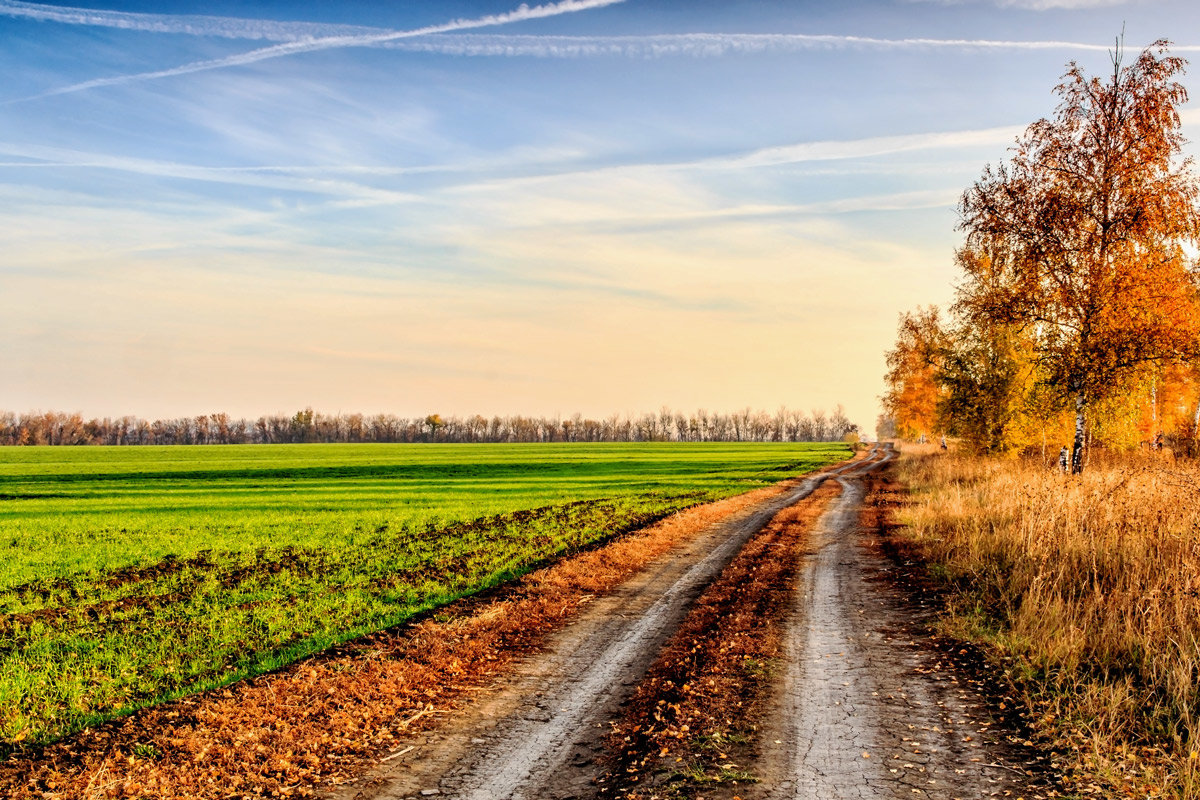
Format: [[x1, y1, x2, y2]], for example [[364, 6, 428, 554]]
[[957, 40, 1200, 472]]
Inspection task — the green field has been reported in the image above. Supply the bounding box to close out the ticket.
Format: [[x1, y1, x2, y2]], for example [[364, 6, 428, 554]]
[[0, 442, 847, 749]]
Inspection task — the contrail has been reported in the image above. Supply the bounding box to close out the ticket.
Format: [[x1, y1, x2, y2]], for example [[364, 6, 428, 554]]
[[379, 32, 1200, 58], [4, 0, 1193, 60], [0, 0, 377, 40], [6, 2, 1193, 56], [12, 0, 625, 102]]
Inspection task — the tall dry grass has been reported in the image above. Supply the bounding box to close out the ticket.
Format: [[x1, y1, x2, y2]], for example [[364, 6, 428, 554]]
[[897, 448, 1200, 798]]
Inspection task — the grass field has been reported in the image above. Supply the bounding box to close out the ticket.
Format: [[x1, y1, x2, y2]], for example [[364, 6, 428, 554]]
[[0, 442, 847, 751]]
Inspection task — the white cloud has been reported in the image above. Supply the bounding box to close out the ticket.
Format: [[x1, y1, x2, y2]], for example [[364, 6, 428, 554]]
[[0, 121, 970, 427], [0, 122, 1013, 219], [437, 124, 1023, 206], [696, 126, 1025, 169], [995, 0, 1130, 8], [909, 0, 1138, 8], [0, 141, 425, 203]]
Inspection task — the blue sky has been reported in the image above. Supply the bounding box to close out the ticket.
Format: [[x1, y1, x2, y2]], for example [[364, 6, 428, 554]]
[[3, 0, 1199, 429]]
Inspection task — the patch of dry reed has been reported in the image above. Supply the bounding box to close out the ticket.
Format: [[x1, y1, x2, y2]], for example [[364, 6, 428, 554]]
[[898, 450, 1200, 798]]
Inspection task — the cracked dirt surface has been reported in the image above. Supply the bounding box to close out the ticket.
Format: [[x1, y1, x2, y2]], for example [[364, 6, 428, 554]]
[[753, 448, 1050, 800], [332, 458, 868, 800], [333, 446, 1054, 800]]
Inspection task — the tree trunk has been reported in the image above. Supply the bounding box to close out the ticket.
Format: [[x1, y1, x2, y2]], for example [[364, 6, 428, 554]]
[[1151, 379, 1158, 436], [1071, 391, 1086, 475]]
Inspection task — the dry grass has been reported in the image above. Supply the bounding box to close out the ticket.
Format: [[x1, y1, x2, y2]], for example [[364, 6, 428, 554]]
[[0, 466, 850, 800], [896, 447, 1200, 798]]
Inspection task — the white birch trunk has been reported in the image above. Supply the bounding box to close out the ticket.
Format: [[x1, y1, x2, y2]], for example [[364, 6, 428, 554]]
[[1071, 392, 1086, 474]]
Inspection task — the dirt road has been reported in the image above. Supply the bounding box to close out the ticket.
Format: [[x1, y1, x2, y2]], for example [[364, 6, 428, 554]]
[[337, 447, 1049, 800], [752, 451, 1046, 799]]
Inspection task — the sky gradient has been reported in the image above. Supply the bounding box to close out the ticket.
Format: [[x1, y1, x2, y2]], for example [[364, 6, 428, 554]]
[[3, 0, 1200, 430]]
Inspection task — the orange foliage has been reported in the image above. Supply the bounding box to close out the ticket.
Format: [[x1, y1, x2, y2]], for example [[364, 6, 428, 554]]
[[955, 40, 1200, 469], [882, 307, 946, 440]]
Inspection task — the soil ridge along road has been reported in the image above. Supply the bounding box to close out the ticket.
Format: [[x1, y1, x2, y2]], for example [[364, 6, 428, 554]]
[[337, 454, 873, 800]]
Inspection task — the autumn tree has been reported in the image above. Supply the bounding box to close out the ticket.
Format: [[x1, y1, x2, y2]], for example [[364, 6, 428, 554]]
[[957, 40, 1200, 472], [882, 306, 946, 441], [424, 413, 446, 440], [290, 408, 316, 443], [940, 245, 1070, 456]]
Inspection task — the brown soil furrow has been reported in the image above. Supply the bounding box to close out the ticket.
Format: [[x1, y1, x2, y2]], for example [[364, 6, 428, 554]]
[[597, 479, 844, 799]]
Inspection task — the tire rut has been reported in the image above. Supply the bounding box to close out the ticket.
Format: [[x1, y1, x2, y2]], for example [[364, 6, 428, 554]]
[[753, 446, 1051, 799]]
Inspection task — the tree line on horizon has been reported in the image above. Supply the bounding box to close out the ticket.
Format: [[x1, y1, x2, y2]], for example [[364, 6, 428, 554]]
[[0, 405, 858, 446], [881, 40, 1200, 472]]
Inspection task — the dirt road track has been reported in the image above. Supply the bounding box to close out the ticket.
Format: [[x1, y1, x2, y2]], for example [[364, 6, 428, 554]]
[[337, 446, 1050, 799], [336, 457, 867, 800], [754, 449, 1048, 799]]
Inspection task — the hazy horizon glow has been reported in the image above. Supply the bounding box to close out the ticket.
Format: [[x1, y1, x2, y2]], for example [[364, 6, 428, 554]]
[[3, 0, 1199, 431]]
